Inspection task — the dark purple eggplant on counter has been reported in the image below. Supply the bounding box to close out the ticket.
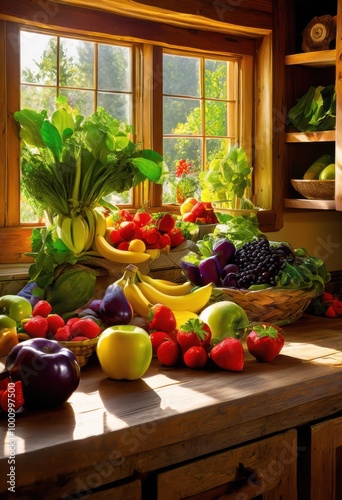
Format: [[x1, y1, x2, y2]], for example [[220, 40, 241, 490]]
[[99, 283, 133, 325]]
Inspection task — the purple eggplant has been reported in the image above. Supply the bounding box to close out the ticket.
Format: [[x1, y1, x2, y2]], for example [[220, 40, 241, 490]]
[[221, 263, 239, 280], [88, 299, 102, 313], [78, 307, 101, 319], [181, 260, 202, 286], [17, 281, 44, 306], [99, 283, 133, 325], [212, 238, 236, 267], [199, 256, 221, 286], [221, 272, 238, 288]]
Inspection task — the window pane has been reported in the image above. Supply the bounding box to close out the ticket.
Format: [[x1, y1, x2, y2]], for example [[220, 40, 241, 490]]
[[163, 54, 200, 97], [21, 32, 57, 85], [60, 38, 94, 88], [103, 191, 133, 206], [59, 89, 95, 116], [162, 137, 202, 203], [163, 51, 239, 205], [205, 138, 230, 164], [97, 92, 131, 123], [205, 100, 227, 136], [21, 86, 56, 115], [98, 44, 131, 92], [205, 59, 228, 99], [164, 97, 201, 135]]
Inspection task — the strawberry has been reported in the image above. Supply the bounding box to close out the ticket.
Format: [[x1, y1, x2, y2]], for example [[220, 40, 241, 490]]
[[46, 314, 65, 335], [69, 318, 101, 339], [142, 226, 160, 246], [176, 318, 212, 353], [118, 209, 133, 221], [191, 201, 207, 218], [158, 233, 171, 252], [157, 339, 180, 366], [210, 338, 245, 371], [32, 300, 52, 318], [168, 227, 186, 248], [156, 213, 175, 233], [119, 220, 137, 241], [71, 336, 90, 342], [23, 315, 49, 339], [183, 346, 208, 369], [66, 317, 81, 327], [133, 211, 152, 227], [325, 304, 338, 318], [109, 228, 124, 246], [117, 241, 130, 251], [149, 331, 172, 355], [246, 323, 285, 362], [147, 304, 177, 333], [182, 212, 197, 223], [53, 325, 71, 341], [0, 380, 25, 413]]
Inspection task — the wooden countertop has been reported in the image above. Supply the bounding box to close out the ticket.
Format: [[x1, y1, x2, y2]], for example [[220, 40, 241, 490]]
[[1, 314, 342, 497]]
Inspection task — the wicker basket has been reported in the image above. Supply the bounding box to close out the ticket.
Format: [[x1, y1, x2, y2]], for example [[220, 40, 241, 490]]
[[59, 337, 99, 367], [210, 286, 317, 326], [291, 179, 335, 200]]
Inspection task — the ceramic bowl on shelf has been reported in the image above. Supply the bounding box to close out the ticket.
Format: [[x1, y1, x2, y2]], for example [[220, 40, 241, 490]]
[[291, 179, 335, 200]]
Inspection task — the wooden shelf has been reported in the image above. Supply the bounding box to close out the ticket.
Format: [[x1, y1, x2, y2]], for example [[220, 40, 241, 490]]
[[285, 130, 335, 142], [284, 198, 336, 209], [285, 49, 336, 67]]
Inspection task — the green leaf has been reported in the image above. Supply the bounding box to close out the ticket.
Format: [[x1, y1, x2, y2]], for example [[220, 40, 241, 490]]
[[40, 120, 63, 161], [13, 109, 46, 148], [51, 109, 75, 142], [130, 157, 162, 182]]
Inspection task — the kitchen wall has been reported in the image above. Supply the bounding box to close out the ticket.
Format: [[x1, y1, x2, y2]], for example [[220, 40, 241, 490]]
[[266, 210, 342, 272]]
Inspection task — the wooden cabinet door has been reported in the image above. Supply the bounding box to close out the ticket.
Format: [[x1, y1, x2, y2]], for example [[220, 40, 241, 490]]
[[310, 416, 342, 500], [89, 479, 141, 500], [157, 429, 297, 500]]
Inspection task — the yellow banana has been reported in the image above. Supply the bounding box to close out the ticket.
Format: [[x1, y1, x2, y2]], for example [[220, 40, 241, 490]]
[[94, 207, 107, 237], [173, 310, 199, 329], [137, 271, 193, 296], [136, 281, 214, 313], [94, 234, 151, 264], [124, 277, 152, 317], [61, 216, 78, 253], [71, 214, 89, 254], [82, 207, 96, 250]]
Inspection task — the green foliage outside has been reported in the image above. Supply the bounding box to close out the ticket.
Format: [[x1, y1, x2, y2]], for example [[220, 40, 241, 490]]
[[20, 32, 237, 218]]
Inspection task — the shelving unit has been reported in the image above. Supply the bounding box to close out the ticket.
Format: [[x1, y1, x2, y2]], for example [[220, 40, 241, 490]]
[[283, 0, 340, 211]]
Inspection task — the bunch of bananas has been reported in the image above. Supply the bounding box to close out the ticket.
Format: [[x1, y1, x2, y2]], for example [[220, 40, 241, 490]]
[[55, 207, 107, 255], [116, 265, 214, 317]]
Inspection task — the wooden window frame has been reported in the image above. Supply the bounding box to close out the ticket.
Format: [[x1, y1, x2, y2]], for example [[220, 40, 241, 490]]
[[0, 0, 277, 264]]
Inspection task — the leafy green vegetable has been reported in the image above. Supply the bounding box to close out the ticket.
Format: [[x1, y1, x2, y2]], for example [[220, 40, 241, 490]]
[[26, 228, 79, 288], [14, 96, 167, 219], [199, 144, 254, 209], [287, 85, 336, 132]]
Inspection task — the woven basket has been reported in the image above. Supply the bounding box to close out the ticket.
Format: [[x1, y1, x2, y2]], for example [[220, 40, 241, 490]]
[[210, 286, 317, 326], [59, 337, 99, 367], [291, 179, 335, 200]]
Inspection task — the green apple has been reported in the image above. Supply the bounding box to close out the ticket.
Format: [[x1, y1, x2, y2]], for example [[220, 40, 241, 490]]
[[199, 301, 250, 344], [319, 164, 335, 180], [96, 325, 152, 380]]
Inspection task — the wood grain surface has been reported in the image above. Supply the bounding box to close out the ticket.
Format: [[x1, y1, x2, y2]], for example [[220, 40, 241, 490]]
[[1, 314, 342, 498]]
